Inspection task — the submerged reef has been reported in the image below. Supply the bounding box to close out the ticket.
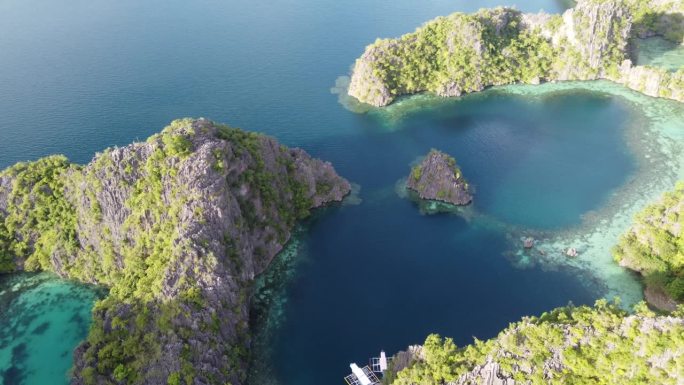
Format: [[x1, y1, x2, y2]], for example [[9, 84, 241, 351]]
[[0, 118, 350, 385], [407, 150, 472, 206], [385, 300, 684, 385], [348, 0, 684, 107]]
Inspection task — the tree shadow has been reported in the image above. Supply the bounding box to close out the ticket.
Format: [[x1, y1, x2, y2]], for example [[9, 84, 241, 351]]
[[632, 11, 684, 45]]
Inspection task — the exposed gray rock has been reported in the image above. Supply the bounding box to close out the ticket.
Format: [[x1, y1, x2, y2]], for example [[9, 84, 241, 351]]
[[523, 237, 535, 249], [455, 361, 515, 385], [407, 150, 472, 206], [612, 61, 684, 100]]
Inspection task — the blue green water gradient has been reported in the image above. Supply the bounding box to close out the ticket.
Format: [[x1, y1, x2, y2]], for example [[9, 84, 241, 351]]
[[1, 1, 683, 385]]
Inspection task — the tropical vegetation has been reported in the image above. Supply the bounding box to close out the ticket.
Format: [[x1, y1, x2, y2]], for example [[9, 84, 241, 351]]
[[387, 300, 684, 384]]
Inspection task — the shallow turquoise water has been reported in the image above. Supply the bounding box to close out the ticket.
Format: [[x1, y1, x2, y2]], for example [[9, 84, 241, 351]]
[[0, 1, 682, 385], [0, 274, 103, 385]]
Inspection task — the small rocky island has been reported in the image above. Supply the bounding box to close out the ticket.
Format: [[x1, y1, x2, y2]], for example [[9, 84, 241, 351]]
[[407, 150, 472, 206]]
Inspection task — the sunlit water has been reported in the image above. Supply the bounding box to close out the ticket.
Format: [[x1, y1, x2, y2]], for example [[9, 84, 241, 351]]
[[634, 36, 684, 72], [0, 1, 683, 385]]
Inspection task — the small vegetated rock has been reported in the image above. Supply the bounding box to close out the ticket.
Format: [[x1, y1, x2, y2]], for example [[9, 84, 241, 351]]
[[407, 149, 472, 206]]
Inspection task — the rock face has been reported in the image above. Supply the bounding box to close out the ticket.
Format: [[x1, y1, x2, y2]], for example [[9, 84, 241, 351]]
[[348, 0, 684, 107], [0, 118, 350, 385], [615, 62, 684, 101], [407, 150, 472, 206], [644, 285, 679, 312]]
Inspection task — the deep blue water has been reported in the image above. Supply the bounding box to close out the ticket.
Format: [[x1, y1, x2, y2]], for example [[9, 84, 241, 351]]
[[0, 1, 644, 384], [0, 0, 569, 166]]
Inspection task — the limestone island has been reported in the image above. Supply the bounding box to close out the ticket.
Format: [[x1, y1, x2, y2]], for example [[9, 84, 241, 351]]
[[0, 118, 350, 385], [407, 150, 472, 206], [348, 0, 684, 107]]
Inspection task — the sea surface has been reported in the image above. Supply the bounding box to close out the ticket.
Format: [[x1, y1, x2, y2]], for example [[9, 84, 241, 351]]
[[0, 1, 683, 385]]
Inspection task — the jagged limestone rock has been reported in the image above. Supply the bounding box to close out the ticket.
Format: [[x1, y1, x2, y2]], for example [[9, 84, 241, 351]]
[[0, 118, 350, 385], [407, 150, 472, 206]]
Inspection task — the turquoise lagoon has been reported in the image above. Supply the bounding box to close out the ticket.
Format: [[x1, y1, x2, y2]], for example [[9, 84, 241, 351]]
[[0, 274, 103, 385]]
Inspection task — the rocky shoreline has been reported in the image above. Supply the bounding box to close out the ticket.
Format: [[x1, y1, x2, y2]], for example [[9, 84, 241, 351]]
[[348, 0, 684, 107]]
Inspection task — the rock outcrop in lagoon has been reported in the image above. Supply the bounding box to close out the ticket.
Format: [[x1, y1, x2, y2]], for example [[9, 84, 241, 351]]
[[348, 0, 684, 107], [407, 150, 472, 206], [0, 118, 350, 385]]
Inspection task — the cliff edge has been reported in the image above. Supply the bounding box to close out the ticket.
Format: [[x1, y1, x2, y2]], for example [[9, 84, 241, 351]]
[[614, 182, 684, 311]]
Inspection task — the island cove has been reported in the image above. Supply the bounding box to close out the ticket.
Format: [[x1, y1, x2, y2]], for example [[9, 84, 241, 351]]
[[4, 83, 677, 385], [2, 88, 683, 384], [246, 78, 684, 384], [0, 118, 350, 385]]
